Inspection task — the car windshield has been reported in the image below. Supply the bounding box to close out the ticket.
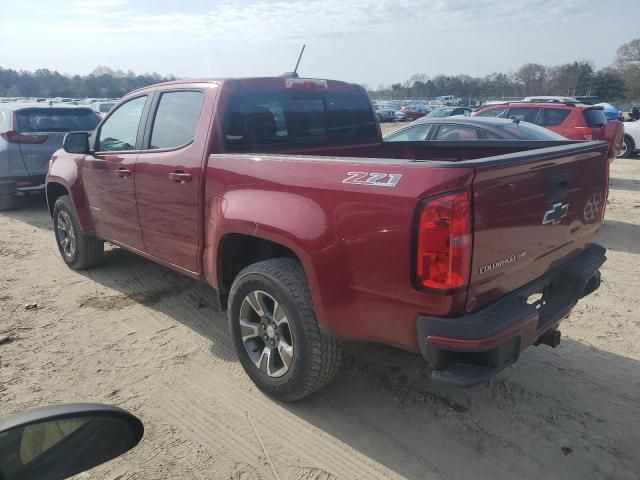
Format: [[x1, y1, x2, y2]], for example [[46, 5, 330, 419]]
[[15, 108, 99, 132], [497, 121, 566, 140], [223, 90, 378, 151]]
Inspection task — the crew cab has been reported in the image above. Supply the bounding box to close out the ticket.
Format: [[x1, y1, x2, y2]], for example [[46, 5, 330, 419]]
[[46, 77, 607, 401]]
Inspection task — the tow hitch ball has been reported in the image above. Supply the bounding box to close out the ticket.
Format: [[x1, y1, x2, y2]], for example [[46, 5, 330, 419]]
[[535, 329, 561, 348]]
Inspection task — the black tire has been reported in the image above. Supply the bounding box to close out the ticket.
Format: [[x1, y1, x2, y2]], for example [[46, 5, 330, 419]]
[[228, 258, 342, 402], [0, 193, 16, 211], [618, 135, 635, 159], [53, 195, 104, 270]]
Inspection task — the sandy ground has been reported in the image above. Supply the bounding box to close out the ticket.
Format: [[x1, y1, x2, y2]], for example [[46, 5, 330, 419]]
[[1, 152, 640, 479]]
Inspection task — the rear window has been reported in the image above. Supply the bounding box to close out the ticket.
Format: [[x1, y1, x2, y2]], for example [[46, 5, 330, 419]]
[[16, 108, 99, 133], [427, 108, 454, 118], [538, 108, 570, 126], [584, 108, 607, 128], [476, 107, 508, 118], [496, 122, 566, 140], [223, 91, 377, 151], [506, 107, 540, 123]]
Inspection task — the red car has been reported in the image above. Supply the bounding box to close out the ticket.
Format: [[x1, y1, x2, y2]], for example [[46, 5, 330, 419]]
[[472, 102, 624, 160], [400, 104, 430, 119], [46, 78, 607, 400]]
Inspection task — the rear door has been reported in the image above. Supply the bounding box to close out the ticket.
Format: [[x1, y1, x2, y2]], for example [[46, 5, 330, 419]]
[[468, 142, 608, 310], [15, 108, 100, 176], [134, 87, 213, 273]]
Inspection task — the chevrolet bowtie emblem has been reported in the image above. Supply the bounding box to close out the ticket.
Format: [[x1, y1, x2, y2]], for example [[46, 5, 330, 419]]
[[542, 202, 569, 225]]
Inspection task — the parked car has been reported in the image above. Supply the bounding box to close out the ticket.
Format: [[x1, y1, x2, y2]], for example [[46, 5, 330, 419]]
[[394, 110, 409, 121], [0, 103, 100, 210], [619, 119, 640, 158], [48, 77, 606, 401], [384, 117, 569, 142], [523, 96, 579, 103], [400, 104, 431, 119], [90, 101, 116, 117], [375, 106, 396, 122], [434, 95, 461, 106], [426, 106, 473, 118], [472, 102, 624, 160]]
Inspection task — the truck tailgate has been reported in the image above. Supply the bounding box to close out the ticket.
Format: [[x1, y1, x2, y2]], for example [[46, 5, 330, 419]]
[[468, 142, 608, 310]]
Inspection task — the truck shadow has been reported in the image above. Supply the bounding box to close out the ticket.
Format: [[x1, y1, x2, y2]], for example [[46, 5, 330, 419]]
[[599, 219, 640, 255], [61, 246, 639, 480], [609, 177, 640, 192], [3, 198, 639, 479]]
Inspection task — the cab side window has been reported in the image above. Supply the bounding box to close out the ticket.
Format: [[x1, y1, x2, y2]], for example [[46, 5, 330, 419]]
[[97, 96, 147, 152], [149, 91, 205, 150]]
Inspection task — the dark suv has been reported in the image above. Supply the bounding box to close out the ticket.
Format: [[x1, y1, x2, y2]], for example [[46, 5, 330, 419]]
[[472, 102, 624, 160]]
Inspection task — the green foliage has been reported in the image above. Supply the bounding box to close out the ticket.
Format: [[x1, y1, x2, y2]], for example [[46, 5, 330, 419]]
[[0, 66, 175, 98]]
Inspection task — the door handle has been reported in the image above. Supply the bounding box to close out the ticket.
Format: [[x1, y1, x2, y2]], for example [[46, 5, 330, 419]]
[[116, 168, 131, 178], [169, 172, 193, 184]]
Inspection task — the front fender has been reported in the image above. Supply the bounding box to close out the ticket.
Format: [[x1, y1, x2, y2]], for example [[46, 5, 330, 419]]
[[46, 150, 94, 234]]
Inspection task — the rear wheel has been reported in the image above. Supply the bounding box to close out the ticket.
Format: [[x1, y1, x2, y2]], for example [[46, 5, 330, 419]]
[[0, 193, 16, 211], [228, 258, 342, 402], [53, 195, 104, 269], [618, 135, 635, 159]]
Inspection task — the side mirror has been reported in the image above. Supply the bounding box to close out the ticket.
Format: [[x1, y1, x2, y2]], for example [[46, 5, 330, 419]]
[[0, 403, 144, 480], [62, 132, 90, 154]]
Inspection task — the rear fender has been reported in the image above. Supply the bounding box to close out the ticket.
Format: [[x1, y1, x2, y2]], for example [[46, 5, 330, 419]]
[[203, 190, 332, 326]]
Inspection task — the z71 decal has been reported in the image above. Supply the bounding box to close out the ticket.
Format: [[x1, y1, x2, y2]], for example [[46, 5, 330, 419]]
[[342, 172, 402, 188]]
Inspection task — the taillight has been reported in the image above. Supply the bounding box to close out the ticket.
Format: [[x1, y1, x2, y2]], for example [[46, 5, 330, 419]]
[[284, 78, 328, 90], [415, 190, 472, 291], [574, 126, 593, 140], [1, 130, 48, 144]]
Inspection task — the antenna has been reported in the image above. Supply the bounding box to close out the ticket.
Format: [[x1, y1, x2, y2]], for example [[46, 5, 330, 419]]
[[292, 44, 306, 78]]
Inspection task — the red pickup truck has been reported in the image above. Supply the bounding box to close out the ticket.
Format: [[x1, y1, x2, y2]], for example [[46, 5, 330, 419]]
[[46, 77, 607, 401]]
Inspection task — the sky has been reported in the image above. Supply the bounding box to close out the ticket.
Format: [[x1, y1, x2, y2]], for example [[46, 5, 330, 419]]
[[0, 0, 638, 86]]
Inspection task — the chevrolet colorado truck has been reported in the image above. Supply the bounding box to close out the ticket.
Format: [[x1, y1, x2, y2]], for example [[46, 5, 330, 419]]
[[46, 77, 607, 401]]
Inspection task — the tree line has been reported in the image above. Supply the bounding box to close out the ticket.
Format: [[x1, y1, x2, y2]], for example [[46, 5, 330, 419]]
[[370, 38, 640, 103], [0, 65, 175, 98], [1, 38, 639, 102]]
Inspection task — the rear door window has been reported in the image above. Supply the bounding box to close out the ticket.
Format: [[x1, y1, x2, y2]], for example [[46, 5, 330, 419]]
[[434, 124, 480, 140], [15, 108, 99, 132], [584, 109, 607, 128], [537, 108, 570, 126], [224, 90, 378, 151], [506, 107, 540, 123], [149, 91, 205, 150]]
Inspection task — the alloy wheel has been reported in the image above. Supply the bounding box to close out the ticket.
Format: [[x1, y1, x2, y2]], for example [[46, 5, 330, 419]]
[[239, 290, 294, 378], [56, 211, 76, 258]]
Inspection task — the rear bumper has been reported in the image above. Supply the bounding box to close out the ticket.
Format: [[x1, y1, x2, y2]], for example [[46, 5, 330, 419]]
[[0, 175, 46, 194], [417, 244, 606, 387]]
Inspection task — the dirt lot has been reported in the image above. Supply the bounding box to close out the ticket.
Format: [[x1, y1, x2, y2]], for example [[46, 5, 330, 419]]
[[1, 154, 640, 479]]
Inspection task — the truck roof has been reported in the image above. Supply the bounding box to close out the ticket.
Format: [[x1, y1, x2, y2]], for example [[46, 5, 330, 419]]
[[127, 77, 364, 95]]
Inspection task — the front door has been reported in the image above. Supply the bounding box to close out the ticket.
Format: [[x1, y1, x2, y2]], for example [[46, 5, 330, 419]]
[[83, 95, 150, 250], [134, 88, 210, 273]]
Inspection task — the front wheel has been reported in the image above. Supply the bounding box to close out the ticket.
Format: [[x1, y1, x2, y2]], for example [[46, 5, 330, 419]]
[[53, 195, 104, 270], [618, 135, 635, 159], [228, 258, 342, 402]]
